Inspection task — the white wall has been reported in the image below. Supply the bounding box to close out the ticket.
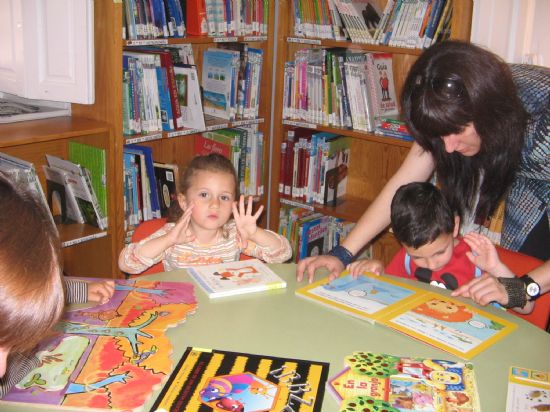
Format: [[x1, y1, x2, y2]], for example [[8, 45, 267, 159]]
[[470, 0, 549, 66]]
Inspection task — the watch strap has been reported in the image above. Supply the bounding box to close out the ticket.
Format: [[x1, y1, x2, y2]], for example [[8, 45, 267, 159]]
[[497, 277, 527, 309]]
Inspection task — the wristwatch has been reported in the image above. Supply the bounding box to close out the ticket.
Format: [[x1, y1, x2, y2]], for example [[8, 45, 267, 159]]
[[520, 274, 541, 301]]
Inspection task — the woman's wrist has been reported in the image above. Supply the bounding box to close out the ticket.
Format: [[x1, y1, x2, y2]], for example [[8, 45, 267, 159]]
[[328, 245, 355, 267], [497, 277, 527, 309]]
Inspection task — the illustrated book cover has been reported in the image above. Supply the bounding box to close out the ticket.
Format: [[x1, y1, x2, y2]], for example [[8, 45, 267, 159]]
[[150, 346, 330, 412], [0, 278, 198, 412], [505, 366, 550, 412], [296, 272, 517, 359], [187, 258, 287, 299], [328, 350, 481, 411]]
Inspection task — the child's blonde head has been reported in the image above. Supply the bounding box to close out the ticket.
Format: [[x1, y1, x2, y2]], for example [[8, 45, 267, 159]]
[[168, 153, 238, 222], [0, 173, 65, 353]]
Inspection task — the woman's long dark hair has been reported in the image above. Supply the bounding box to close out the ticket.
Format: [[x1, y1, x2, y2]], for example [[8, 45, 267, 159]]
[[401, 41, 527, 221]]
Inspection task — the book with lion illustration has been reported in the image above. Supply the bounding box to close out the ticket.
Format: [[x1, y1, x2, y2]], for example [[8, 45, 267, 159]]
[[296, 272, 517, 359], [328, 350, 481, 411]]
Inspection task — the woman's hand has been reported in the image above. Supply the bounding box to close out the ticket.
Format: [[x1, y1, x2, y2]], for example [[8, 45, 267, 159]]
[[451, 273, 508, 306], [232, 195, 263, 247], [297, 255, 345, 284]]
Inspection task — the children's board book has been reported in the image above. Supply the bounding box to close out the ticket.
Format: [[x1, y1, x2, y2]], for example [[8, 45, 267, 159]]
[[505, 366, 550, 412], [328, 350, 481, 411], [187, 258, 287, 299], [296, 271, 517, 359], [1, 278, 198, 411], [150, 346, 330, 412]]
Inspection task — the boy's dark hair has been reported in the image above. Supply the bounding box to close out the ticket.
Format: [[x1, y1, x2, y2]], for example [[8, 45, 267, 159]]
[[168, 153, 238, 222], [390, 182, 455, 249], [401, 41, 527, 222], [0, 172, 65, 353]]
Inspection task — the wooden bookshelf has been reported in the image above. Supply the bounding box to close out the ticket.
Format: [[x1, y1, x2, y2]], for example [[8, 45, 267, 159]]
[[71, 2, 276, 277], [269, 0, 474, 264]]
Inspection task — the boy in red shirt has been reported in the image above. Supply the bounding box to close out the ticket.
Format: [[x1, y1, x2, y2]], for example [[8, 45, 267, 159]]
[[348, 182, 482, 290]]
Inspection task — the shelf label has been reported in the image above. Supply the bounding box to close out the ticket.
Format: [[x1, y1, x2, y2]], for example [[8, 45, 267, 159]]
[[231, 118, 264, 126], [287, 37, 321, 45], [213, 36, 238, 43], [244, 36, 267, 42], [280, 198, 315, 211], [206, 123, 230, 131], [62, 231, 108, 248], [126, 39, 169, 46], [167, 129, 200, 138], [125, 133, 163, 144], [283, 120, 317, 129]]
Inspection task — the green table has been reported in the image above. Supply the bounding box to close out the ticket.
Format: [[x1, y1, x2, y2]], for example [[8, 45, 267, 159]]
[[2, 264, 549, 411]]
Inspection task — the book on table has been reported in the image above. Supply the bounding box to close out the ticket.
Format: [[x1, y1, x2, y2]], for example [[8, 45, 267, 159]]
[[150, 346, 329, 412], [187, 258, 287, 299], [327, 349, 481, 411], [505, 365, 550, 412], [296, 271, 517, 359]]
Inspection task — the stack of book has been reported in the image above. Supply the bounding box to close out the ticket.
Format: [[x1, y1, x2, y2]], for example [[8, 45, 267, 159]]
[[123, 0, 187, 40], [279, 129, 351, 205], [283, 50, 399, 133], [291, 0, 453, 49]]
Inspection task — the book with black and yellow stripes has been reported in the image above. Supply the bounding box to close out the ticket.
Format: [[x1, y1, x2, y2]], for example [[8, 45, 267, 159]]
[[150, 347, 330, 412]]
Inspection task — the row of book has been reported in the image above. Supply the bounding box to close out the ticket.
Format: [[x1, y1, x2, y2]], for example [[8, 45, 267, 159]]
[[0, 146, 108, 231], [278, 204, 357, 263], [283, 49, 408, 138], [123, 125, 264, 229], [122, 44, 264, 136], [122, 0, 270, 40], [292, 0, 453, 49]]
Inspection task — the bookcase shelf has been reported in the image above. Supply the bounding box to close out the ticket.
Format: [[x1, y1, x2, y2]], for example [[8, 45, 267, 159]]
[[270, 0, 473, 264], [70, 1, 275, 277]]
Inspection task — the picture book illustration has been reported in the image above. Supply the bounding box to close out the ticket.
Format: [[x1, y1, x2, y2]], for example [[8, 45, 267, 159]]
[[151, 347, 330, 412], [506, 366, 550, 412], [296, 272, 517, 359], [187, 258, 287, 298], [1, 279, 198, 411], [328, 350, 481, 412]]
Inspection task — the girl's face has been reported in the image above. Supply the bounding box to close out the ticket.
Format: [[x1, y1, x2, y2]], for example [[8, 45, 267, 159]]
[[440, 123, 481, 156], [179, 170, 236, 233]]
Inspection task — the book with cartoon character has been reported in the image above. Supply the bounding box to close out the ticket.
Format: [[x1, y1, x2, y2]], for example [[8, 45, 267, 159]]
[[506, 366, 550, 412], [151, 346, 329, 412], [328, 350, 481, 411], [187, 258, 287, 298], [296, 271, 517, 359]]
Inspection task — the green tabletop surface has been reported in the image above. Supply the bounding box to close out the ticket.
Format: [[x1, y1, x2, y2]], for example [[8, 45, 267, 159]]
[[2, 264, 549, 411]]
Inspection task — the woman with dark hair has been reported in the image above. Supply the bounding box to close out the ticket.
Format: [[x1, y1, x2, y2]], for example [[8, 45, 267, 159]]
[[297, 40, 549, 283]]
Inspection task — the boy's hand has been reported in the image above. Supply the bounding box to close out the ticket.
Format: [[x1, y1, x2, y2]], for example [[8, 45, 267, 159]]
[[232, 195, 263, 247], [347, 259, 384, 277], [88, 280, 115, 304], [464, 232, 500, 274]]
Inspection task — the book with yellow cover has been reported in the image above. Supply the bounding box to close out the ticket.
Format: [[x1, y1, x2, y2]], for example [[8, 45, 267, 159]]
[[506, 366, 550, 412], [296, 271, 517, 359]]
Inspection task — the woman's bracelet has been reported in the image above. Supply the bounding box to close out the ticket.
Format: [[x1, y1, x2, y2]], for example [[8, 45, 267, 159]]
[[328, 245, 355, 267], [497, 277, 528, 309]]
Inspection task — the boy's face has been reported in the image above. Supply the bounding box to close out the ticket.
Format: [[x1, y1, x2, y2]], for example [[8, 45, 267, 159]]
[[403, 232, 456, 272]]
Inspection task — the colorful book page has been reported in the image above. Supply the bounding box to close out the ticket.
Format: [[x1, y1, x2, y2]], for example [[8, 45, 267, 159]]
[[1, 279, 198, 411], [187, 258, 287, 298], [378, 291, 517, 359], [506, 366, 550, 412], [328, 350, 481, 411], [151, 347, 330, 412], [295, 272, 425, 324]]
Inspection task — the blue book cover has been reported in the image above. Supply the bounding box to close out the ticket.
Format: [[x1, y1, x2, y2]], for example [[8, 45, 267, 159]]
[[202, 48, 239, 120]]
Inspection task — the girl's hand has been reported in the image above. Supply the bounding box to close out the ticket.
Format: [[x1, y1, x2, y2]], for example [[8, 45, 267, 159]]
[[167, 204, 196, 245], [348, 259, 384, 277], [232, 195, 263, 247], [88, 280, 115, 304], [464, 232, 500, 274]]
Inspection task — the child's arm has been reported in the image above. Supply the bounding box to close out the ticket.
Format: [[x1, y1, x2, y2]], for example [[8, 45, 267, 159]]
[[119, 208, 195, 274], [232, 195, 292, 263], [64, 279, 115, 305], [348, 259, 384, 276], [0, 352, 41, 398]]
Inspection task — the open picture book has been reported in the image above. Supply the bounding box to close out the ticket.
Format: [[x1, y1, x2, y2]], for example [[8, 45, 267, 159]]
[[187, 258, 287, 298], [505, 366, 550, 412], [296, 272, 517, 359]]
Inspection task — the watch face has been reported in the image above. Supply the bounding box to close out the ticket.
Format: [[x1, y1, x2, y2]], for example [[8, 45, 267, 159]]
[[526, 282, 541, 297]]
